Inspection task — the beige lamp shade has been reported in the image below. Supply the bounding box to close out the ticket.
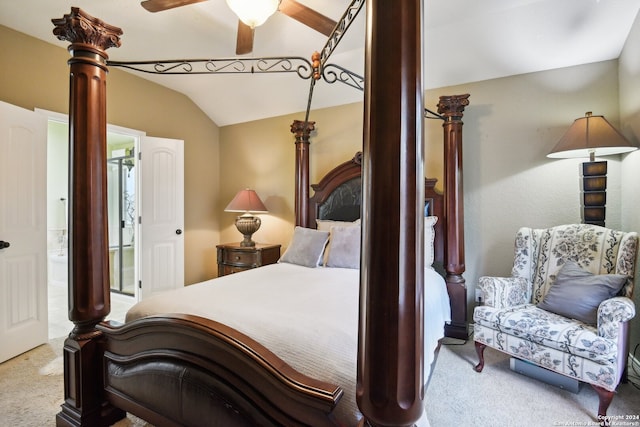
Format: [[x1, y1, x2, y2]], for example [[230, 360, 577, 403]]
[[225, 0, 279, 28], [547, 112, 638, 227], [224, 189, 268, 213], [547, 112, 638, 160]]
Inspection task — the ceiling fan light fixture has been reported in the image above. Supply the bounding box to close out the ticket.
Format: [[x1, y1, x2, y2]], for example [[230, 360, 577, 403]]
[[226, 0, 280, 28]]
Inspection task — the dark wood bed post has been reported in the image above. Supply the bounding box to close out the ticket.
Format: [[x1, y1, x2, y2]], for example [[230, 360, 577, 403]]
[[52, 8, 125, 427], [357, 0, 425, 426], [291, 119, 315, 228], [437, 94, 470, 340]]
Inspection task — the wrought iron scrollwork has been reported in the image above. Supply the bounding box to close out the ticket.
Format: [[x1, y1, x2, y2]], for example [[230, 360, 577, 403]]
[[108, 56, 367, 93], [319, 0, 365, 66], [321, 64, 364, 91], [108, 56, 315, 80]]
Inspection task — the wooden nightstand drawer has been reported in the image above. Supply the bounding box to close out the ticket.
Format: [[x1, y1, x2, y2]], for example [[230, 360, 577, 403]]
[[216, 243, 281, 277], [223, 249, 258, 267]]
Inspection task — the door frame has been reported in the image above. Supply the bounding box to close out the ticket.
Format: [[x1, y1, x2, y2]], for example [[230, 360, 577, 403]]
[[38, 109, 145, 305]]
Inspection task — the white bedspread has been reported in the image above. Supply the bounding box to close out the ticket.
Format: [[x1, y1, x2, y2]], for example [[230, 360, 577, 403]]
[[126, 263, 451, 426]]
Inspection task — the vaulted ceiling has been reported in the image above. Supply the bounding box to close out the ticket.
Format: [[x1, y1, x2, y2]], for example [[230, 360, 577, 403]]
[[1, 0, 638, 126]]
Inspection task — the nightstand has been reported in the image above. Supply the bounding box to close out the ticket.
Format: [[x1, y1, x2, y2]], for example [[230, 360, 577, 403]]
[[216, 243, 281, 277]]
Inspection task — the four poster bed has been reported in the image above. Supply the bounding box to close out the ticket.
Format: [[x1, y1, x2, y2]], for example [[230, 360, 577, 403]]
[[52, 2, 470, 427]]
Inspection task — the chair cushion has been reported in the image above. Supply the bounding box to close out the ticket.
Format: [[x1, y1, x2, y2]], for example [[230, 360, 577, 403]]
[[537, 261, 628, 325], [474, 304, 617, 365]]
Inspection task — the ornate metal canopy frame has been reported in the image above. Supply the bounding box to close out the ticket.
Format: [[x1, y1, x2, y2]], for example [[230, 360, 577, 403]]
[[106, 0, 439, 121], [108, 0, 365, 109]]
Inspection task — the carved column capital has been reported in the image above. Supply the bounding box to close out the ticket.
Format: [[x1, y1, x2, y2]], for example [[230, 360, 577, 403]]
[[52, 7, 122, 66], [437, 94, 470, 121], [290, 119, 316, 143]]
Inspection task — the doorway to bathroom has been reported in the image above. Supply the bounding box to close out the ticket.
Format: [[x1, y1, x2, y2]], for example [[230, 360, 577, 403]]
[[46, 118, 139, 339], [107, 141, 136, 296]]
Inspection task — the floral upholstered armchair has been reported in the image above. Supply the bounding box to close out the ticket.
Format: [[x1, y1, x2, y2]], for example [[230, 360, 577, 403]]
[[473, 224, 638, 419]]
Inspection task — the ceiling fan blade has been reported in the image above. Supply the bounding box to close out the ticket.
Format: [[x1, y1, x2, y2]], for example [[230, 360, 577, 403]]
[[141, 0, 208, 13], [236, 21, 255, 55], [278, 0, 337, 37]]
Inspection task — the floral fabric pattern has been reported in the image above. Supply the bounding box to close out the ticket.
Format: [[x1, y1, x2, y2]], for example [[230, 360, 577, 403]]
[[474, 305, 616, 364], [598, 297, 636, 339], [474, 223, 638, 393], [474, 322, 619, 391], [478, 276, 528, 308]]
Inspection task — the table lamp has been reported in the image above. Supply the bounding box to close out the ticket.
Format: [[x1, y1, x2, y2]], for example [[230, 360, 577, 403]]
[[225, 188, 268, 247]]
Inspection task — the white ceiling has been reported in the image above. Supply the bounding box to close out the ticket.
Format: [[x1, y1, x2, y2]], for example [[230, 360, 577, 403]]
[[1, 0, 638, 126]]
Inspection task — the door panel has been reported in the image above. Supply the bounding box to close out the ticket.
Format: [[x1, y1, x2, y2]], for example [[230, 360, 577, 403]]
[[140, 136, 184, 299], [0, 101, 47, 362]]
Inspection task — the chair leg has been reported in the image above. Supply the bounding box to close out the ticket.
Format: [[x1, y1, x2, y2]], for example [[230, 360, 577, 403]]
[[590, 384, 614, 425], [474, 341, 486, 372]]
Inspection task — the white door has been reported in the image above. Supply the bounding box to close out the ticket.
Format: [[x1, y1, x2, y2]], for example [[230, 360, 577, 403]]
[[0, 101, 47, 362], [139, 136, 184, 299]]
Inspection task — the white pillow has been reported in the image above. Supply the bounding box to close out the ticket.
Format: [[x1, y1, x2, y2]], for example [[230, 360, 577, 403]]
[[425, 216, 437, 269], [317, 219, 360, 265], [279, 226, 329, 268], [326, 225, 361, 269]]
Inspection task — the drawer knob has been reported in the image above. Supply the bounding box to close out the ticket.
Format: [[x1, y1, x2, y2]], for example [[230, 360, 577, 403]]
[[235, 255, 240, 260]]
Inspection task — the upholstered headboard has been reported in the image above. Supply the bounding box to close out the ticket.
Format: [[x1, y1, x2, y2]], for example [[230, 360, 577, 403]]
[[317, 176, 361, 222], [307, 152, 363, 226], [306, 152, 445, 267]]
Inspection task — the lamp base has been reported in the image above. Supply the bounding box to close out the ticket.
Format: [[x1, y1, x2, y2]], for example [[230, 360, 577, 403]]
[[240, 238, 256, 247], [235, 215, 261, 247], [581, 160, 607, 227]]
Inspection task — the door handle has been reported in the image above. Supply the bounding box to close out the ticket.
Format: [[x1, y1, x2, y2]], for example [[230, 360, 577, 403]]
[[175, 229, 182, 235], [0, 241, 10, 249]]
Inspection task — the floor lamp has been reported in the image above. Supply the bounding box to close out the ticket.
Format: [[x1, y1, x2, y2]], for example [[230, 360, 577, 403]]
[[547, 112, 638, 226]]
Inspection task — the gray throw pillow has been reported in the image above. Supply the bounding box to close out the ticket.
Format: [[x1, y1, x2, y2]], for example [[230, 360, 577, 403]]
[[537, 261, 628, 325], [279, 226, 329, 268], [326, 225, 361, 269]]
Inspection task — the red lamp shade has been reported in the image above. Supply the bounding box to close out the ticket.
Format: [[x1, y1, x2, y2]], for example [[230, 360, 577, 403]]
[[224, 189, 268, 213]]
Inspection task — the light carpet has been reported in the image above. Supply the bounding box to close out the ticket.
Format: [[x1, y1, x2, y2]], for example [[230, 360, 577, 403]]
[[1, 336, 638, 426], [425, 338, 640, 427], [0, 337, 149, 427]]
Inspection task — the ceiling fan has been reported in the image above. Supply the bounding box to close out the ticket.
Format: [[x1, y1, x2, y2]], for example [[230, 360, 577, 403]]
[[140, 0, 337, 55]]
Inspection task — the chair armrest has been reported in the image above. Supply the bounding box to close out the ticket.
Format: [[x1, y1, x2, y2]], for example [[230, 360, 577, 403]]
[[478, 276, 529, 309], [598, 297, 636, 339]]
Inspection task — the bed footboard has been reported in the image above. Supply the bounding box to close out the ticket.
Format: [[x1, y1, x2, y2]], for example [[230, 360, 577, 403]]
[[97, 315, 343, 427]]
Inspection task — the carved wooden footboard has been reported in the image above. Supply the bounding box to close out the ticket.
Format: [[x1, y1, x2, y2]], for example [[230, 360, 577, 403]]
[[97, 316, 342, 427]]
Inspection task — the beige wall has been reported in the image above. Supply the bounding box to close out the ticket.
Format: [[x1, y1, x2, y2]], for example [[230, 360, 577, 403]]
[[0, 25, 221, 285], [618, 10, 640, 358]]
